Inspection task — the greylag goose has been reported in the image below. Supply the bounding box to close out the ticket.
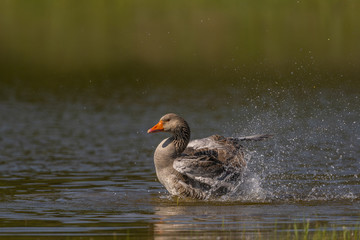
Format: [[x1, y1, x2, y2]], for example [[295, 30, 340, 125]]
[[148, 113, 272, 200]]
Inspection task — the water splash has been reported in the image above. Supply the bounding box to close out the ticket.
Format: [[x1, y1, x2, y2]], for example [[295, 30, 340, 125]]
[[215, 88, 360, 203]]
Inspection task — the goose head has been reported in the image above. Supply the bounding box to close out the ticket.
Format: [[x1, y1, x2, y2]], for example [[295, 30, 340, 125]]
[[147, 113, 187, 134]]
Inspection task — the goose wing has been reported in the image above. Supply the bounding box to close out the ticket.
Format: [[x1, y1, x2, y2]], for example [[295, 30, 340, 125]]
[[186, 135, 247, 168], [173, 134, 272, 186], [173, 135, 246, 186]]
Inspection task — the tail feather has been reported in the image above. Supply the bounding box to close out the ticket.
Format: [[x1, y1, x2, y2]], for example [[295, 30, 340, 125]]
[[233, 134, 273, 141]]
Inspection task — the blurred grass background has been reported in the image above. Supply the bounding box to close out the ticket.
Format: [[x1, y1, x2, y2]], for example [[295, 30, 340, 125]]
[[0, 0, 359, 93]]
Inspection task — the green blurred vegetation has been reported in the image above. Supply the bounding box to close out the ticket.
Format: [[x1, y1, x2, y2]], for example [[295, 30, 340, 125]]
[[0, 0, 359, 90]]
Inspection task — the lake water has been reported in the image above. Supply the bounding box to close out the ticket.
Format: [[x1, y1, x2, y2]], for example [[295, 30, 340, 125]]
[[0, 83, 359, 239]]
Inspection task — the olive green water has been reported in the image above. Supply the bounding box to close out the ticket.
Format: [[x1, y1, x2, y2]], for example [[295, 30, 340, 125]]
[[0, 1, 360, 239]]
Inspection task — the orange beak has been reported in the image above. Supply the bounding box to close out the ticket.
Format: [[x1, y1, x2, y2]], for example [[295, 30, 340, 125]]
[[147, 120, 164, 133]]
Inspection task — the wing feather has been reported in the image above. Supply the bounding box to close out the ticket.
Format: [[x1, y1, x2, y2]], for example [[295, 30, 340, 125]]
[[173, 135, 247, 187]]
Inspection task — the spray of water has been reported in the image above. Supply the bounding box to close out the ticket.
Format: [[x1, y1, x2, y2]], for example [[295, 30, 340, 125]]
[[212, 88, 360, 203]]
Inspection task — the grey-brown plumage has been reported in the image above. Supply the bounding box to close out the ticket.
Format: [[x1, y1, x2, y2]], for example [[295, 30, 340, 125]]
[[148, 113, 272, 200]]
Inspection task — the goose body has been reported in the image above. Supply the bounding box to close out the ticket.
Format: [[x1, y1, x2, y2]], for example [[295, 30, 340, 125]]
[[148, 113, 271, 200]]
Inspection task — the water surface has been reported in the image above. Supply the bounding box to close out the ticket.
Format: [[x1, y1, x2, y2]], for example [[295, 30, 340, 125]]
[[0, 84, 359, 239]]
